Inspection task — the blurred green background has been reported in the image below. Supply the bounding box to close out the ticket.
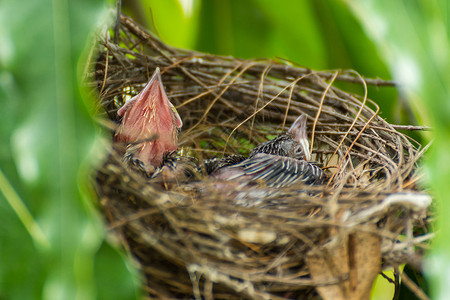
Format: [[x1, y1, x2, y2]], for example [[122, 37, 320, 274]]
[[1, 0, 448, 299]]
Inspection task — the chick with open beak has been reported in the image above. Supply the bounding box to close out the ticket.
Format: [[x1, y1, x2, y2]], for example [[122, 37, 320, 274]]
[[115, 68, 183, 174]]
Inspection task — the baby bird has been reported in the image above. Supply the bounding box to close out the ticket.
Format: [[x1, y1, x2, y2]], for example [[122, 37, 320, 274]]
[[212, 114, 323, 188], [115, 68, 183, 176]]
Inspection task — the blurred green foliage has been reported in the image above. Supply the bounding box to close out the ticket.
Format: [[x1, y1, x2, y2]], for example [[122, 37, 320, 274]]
[[0, 0, 139, 299], [1, 0, 446, 299]]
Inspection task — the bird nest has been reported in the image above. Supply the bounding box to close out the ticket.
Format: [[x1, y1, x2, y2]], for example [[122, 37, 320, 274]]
[[90, 14, 432, 299]]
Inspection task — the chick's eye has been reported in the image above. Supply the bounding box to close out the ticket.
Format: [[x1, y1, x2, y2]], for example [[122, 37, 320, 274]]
[[294, 146, 303, 157]]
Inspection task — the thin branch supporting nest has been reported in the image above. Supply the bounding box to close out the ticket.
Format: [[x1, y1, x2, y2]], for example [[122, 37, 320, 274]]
[[91, 14, 432, 300]]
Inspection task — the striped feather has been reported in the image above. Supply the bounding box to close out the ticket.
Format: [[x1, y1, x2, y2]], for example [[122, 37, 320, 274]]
[[220, 154, 323, 187]]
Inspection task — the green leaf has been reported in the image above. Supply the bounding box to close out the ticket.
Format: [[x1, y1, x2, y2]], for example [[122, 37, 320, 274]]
[[252, 0, 328, 68], [123, 0, 201, 49], [0, 0, 140, 299]]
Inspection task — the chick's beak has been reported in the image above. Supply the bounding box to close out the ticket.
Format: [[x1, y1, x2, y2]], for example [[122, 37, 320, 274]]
[[288, 114, 311, 161]]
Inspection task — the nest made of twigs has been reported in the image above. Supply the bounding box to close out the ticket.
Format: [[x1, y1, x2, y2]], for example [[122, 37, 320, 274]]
[[91, 14, 432, 299]]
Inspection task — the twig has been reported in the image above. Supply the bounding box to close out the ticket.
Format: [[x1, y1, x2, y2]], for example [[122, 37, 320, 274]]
[[401, 270, 430, 300], [391, 124, 431, 131]]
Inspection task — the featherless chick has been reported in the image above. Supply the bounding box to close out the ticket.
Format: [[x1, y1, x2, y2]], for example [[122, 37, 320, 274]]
[[115, 68, 197, 184]]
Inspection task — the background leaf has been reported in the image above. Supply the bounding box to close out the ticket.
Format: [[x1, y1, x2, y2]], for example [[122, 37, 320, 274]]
[[0, 0, 140, 299]]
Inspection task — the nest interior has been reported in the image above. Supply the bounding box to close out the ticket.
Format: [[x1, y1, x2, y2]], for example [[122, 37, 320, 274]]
[[91, 14, 432, 299]]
